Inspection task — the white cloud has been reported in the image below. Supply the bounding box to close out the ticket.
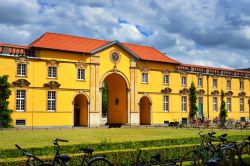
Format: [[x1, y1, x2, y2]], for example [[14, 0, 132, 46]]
[[0, 0, 249, 69]]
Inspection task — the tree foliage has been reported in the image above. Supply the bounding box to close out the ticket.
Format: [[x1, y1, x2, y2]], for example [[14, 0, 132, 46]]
[[219, 90, 227, 123], [0, 75, 13, 127], [189, 82, 198, 121], [102, 82, 108, 118]]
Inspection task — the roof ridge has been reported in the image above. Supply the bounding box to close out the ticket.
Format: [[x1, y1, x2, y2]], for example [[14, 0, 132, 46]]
[[182, 63, 250, 73], [45, 32, 111, 43]]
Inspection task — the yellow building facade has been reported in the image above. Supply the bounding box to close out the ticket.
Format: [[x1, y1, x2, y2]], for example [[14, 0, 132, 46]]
[[0, 32, 250, 127]]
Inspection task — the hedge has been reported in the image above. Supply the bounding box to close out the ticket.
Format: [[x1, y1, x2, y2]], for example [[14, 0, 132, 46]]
[[0, 144, 195, 165], [0, 134, 247, 165], [0, 134, 245, 159]]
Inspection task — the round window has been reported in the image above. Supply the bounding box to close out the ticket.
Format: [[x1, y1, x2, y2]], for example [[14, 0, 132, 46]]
[[111, 51, 120, 63]]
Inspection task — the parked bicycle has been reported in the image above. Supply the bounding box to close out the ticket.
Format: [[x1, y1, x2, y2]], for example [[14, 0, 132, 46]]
[[79, 147, 112, 166], [15, 138, 70, 166], [180, 131, 235, 166], [135, 149, 177, 166]]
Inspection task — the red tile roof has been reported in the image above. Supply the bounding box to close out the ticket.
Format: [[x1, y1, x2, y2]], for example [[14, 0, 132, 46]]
[[123, 43, 179, 64], [29, 32, 179, 64], [29, 32, 111, 53]]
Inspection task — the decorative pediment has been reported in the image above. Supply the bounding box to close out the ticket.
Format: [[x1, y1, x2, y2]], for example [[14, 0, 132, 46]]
[[211, 90, 220, 95], [180, 88, 189, 95], [161, 87, 172, 94], [162, 69, 170, 75], [238, 92, 246, 97], [196, 73, 203, 78], [46, 59, 59, 66], [15, 56, 29, 64], [44, 81, 61, 89], [226, 91, 234, 96], [75, 62, 87, 69], [12, 79, 30, 87], [141, 67, 149, 73], [198, 89, 205, 95]]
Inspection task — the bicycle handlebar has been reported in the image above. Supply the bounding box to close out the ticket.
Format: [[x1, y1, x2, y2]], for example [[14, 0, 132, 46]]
[[55, 138, 68, 142]]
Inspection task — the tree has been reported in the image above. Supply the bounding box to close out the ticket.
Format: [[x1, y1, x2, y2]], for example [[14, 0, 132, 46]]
[[0, 75, 13, 127], [189, 82, 198, 121], [102, 82, 108, 118], [219, 90, 227, 124]]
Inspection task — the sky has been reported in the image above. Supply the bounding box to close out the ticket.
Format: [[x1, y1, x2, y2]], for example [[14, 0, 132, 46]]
[[0, 0, 249, 69]]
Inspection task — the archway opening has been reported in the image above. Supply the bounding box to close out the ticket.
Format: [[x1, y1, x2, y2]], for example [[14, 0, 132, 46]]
[[139, 96, 151, 125], [103, 73, 128, 125], [74, 94, 88, 126]]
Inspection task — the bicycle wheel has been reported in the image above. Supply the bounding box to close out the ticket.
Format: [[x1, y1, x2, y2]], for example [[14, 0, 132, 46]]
[[218, 148, 235, 166], [88, 157, 112, 166], [240, 142, 250, 166], [180, 150, 203, 166]]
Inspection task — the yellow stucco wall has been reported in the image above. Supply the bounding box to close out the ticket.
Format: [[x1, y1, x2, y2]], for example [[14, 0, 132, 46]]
[[0, 44, 250, 127]]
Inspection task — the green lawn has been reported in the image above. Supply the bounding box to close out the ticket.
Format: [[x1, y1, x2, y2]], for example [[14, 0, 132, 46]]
[[0, 128, 249, 150]]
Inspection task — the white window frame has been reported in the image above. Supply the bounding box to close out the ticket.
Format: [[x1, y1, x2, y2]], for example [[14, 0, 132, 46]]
[[48, 66, 57, 78], [142, 72, 148, 84], [213, 97, 218, 112], [181, 76, 187, 86], [163, 95, 169, 112], [17, 64, 26, 76], [16, 90, 26, 112], [198, 77, 203, 87], [163, 74, 169, 85], [226, 80, 231, 89], [240, 98, 244, 112], [182, 96, 187, 112], [47, 91, 56, 112], [240, 81, 244, 90], [227, 98, 231, 112], [77, 68, 85, 80], [213, 79, 217, 88]]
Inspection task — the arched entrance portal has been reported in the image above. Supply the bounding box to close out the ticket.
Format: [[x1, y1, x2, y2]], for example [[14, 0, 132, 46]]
[[139, 96, 151, 125], [103, 73, 128, 125], [73, 94, 88, 126]]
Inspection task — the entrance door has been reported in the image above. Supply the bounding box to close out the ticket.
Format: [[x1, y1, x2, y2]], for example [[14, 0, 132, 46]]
[[74, 108, 80, 126], [198, 97, 203, 118], [103, 73, 128, 125], [140, 96, 151, 125], [73, 94, 88, 126]]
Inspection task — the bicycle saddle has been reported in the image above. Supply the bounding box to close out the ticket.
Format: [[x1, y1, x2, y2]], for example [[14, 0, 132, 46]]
[[56, 154, 71, 162], [80, 147, 94, 155], [151, 153, 161, 162]]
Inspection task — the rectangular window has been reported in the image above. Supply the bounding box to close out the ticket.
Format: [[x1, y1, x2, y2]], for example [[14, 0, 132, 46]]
[[213, 79, 217, 88], [213, 97, 218, 111], [163, 96, 169, 112], [227, 98, 231, 112], [17, 64, 26, 76], [181, 76, 187, 86], [16, 90, 26, 112], [227, 80, 231, 89], [77, 69, 85, 80], [142, 73, 148, 83], [48, 66, 57, 78], [163, 75, 169, 85], [47, 91, 56, 111], [182, 96, 187, 112], [198, 77, 203, 87], [16, 120, 26, 126], [240, 98, 244, 112], [240, 81, 244, 90]]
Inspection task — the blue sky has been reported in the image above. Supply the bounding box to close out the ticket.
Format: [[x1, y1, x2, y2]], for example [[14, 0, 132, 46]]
[[0, 0, 249, 69]]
